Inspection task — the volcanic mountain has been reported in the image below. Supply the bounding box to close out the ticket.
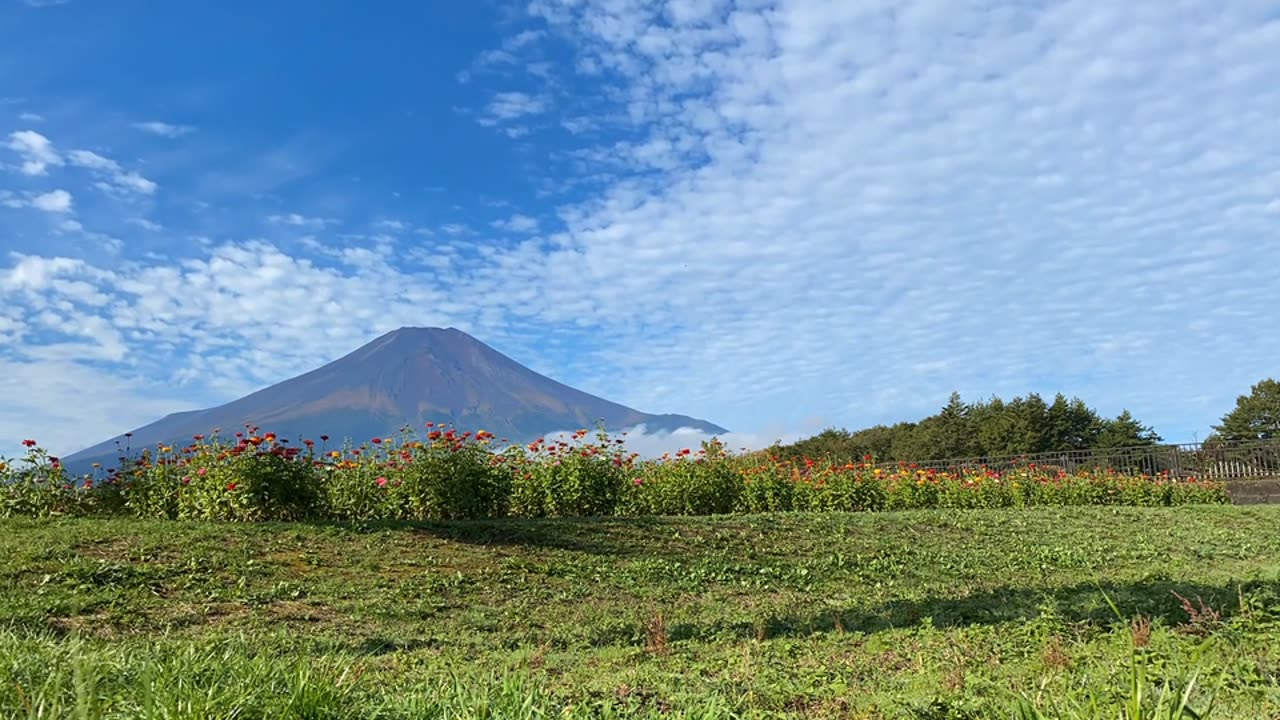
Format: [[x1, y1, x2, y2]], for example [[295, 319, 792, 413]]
[[64, 327, 727, 470]]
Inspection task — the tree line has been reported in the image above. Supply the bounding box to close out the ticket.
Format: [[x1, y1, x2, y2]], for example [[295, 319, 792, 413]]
[[770, 378, 1280, 464]]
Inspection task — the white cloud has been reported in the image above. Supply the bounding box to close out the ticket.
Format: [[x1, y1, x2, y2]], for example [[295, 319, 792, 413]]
[[126, 218, 163, 232], [268, 213, 339, 230], [30, 189, 73, 213], [492, 214, 540, 233], [18, 112, 43, 122], [5, 130, 61, 175], [22, 0, 70, 7], [374, 219, 408, 231], [132, 121, 195, 138], [65, 149, 116, 171], [112, 171, 157, 194], [480, 91, 548, 125], [3, 134, 157, 194], [67, 149, 158, 195]]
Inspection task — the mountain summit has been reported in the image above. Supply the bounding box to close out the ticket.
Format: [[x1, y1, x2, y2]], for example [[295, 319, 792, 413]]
[[64, 327, 726, 470]]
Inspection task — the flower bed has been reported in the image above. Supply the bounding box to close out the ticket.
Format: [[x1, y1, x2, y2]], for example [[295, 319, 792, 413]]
[[1, 426, 1228, 521]]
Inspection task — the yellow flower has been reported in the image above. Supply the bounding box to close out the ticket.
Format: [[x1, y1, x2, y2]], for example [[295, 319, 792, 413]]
[[329, 450, 341, 459]]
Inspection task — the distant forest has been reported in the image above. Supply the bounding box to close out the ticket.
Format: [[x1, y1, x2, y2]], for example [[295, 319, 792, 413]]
[[770, 378, 1280, 464]]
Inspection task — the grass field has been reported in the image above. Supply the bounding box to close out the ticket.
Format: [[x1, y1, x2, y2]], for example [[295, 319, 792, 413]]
[[3, 506, 1280, 718]]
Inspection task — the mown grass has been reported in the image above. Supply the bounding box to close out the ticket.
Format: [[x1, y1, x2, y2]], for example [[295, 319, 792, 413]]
[[3, 506, 1280, 718]]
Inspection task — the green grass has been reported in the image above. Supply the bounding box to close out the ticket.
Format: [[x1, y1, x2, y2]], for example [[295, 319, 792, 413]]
[[3, 506, 1280, 718]]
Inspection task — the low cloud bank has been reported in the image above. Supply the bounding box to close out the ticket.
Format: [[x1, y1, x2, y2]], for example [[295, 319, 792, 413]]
[[540, 424, 817, 460]]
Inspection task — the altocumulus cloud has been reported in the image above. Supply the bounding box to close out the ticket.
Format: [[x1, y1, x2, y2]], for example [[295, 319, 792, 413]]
[[2, 0, 1279, 459]]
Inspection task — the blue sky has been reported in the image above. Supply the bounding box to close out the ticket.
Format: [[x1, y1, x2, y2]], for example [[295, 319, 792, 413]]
[[2, 0, 1278, 459]]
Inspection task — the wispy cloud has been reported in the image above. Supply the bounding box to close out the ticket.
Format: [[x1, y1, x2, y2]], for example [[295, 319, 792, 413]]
[[126, 218, 163, 232], [492, 213, 539, 233], [480, 91, 548, 125], [66, 149, 157, 195], [132, 121, 195, 138], [17, 112, 43, 122], [268, 213, 339, 230]]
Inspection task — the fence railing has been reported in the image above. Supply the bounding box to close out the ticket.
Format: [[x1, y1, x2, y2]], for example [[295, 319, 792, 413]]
[[876, 439, 1280, 480]]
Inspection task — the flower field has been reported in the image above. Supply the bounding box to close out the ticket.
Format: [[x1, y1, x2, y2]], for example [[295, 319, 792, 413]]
[[1, 424, 1227, 521]]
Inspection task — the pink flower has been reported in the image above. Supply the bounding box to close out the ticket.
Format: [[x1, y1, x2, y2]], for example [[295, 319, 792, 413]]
[[633, 477, 643, 486], [197, 467, 208, 476], [376, 476, 388, 488]]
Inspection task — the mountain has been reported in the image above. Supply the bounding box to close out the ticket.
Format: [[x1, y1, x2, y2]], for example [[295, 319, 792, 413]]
[[63, 327, 728, 472]]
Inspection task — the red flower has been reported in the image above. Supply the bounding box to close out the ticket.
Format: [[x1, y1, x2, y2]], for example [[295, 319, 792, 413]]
[[320, 435, 330, 442], [371, 437, 382, 445], [22, 439, 37, 448], [226, 482, 237, 491], [193, 434, 204, 441]]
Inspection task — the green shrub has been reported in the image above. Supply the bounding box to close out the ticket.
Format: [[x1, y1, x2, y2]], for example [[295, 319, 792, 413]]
[[391, 429, 511, 520], [508, 430, 634, 517], [169, 436, 321, 521]]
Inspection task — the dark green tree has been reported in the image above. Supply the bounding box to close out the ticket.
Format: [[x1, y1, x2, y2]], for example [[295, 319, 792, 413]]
[[1095, 410, 1162, 448], [1211, 378, 1280, 442], [772, 391, 1164, 463], [1045, 394, 1105, 451]]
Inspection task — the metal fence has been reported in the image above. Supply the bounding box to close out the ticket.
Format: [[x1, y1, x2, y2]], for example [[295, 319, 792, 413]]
[[878, 439, 1280, 480]]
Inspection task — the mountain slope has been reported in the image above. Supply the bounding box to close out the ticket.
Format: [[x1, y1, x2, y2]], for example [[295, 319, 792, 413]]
[[64, 327, 726, 470]]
